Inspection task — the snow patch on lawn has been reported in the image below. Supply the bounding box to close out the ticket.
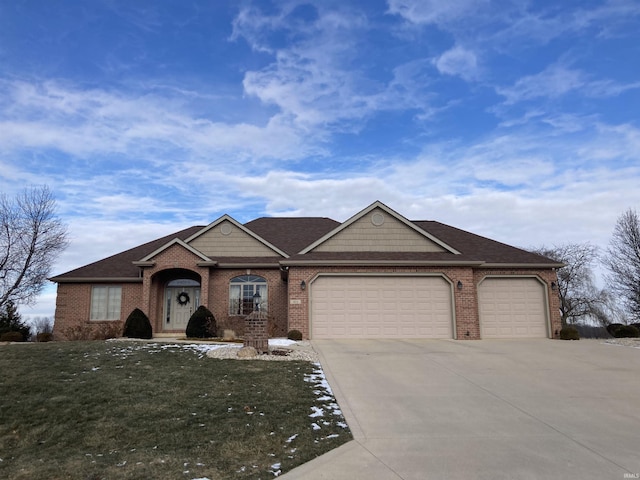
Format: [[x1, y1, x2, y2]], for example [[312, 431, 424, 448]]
[[269, 338, 298, 347]]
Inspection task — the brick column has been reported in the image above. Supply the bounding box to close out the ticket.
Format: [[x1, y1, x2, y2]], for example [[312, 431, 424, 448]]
[[244, 311, 269, 353]]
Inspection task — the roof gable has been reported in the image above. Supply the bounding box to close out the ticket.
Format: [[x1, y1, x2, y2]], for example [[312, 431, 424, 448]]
[[301, 201, 460, 254], [137, 238, 211, 263], [185, 215, 288, 258]]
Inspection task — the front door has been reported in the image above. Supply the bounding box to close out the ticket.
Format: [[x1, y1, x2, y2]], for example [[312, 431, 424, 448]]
[[164, 286, 200, 331]]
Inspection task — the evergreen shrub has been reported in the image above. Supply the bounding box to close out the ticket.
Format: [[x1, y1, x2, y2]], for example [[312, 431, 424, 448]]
[[123, 308, 153, 339], [606, 323, 624, 337], [186, 306, 216, 338], [287, 329, 303, 341], [612, 325, 640, 338], [559, 326, 580, 340]]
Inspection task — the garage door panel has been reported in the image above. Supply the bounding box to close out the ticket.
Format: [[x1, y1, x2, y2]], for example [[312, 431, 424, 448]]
[[479, 278, 548, 339], [311, 276, 453, 339]]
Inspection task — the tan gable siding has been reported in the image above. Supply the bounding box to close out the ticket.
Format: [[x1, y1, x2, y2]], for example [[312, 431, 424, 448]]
[[189, 220, 277, 257], [313, 208, 447, 253]]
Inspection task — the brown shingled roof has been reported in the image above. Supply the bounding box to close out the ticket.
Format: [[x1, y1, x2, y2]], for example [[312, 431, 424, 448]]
[[51, 215, 559, 282], [413, 221, 559, 265], [50, 226, 203, 281], [244, 217, 340, 255]]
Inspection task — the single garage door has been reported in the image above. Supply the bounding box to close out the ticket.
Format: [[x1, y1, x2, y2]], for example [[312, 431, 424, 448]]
[[311, 276, 454, 339], [478, 278, 548, 338]]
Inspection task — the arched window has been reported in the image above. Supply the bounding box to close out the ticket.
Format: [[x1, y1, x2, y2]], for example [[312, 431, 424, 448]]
[[229, 275, 267, 315]]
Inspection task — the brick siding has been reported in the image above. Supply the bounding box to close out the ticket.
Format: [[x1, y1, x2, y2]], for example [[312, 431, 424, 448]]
[[54, 254, 560, 341]]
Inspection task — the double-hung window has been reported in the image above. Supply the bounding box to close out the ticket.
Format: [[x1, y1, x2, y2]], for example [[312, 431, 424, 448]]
[[229, 275, 267, 315], [90, 286, 122, 320]]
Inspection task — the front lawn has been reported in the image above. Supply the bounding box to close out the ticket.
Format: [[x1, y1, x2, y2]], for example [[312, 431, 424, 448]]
[[0, 341, 351, 479]]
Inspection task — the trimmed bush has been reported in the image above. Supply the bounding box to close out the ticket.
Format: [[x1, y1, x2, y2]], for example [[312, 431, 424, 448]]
[[123, 308, 153, 339], [186, 306, 216, 338], [1, 331, 25, 342], [606, 323, 624, 337], [612, 325, 640, 338], [36, 332, 54, 342], [559, 326, 580, 340], [287, 329, 303, 341]]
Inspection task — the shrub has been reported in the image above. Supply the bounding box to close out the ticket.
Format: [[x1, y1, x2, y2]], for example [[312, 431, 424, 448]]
[[606, 323, 624, 337], [1, 331, 25, 342], [559, 326, 580, 340], [123, 308, 153, 339], [287, 329, 303, 341], [36, 332, 54, 342], [186, 306, 216, 338], [92, 322, 123, 340], [222, 329, 236, 341], [612, 325, 640, 338], [62, 324, 93, 341]]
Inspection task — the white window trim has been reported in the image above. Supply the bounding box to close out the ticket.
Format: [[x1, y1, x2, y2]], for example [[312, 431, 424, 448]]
[[229, 275, 267, 316], [90, 285, 122, 321]]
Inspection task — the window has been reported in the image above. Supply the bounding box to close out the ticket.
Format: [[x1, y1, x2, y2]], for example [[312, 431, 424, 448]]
[[229, 275, 267, 315], [90, 286, 122, 320]]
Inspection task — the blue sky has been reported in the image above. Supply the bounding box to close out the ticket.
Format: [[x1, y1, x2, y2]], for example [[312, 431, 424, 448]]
[[1, 0, 639, 320]]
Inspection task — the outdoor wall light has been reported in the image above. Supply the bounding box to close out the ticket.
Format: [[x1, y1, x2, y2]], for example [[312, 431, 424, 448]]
[[551, 281, 557, 290], [457, 281, 463, 290], [300, 280, 306, 291]]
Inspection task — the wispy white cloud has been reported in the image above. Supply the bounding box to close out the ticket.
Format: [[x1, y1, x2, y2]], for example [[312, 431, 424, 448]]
[[386, 0, 489, 26], [434, 45, 478, 81], [496, 63, 640, 105], [0, 79, 322, 164]]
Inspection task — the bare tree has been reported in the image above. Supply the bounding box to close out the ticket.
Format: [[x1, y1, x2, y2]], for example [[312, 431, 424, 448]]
[[0, 186, 68, 309], [30, 315, 54, 338], [604, 208, 640, 322], [531, 243, 609, 326]]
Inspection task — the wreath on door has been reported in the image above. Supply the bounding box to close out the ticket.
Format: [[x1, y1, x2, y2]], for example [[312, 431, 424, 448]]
[[177, 292, 190, 305]]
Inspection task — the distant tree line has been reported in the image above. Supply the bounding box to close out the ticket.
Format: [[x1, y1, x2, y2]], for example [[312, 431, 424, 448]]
[[532, 208, 640, 330]]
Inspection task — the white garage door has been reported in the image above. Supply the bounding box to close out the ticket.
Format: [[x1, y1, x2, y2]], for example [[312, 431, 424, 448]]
[[478, 278, 548, 338], [311, 276, 454, 339]]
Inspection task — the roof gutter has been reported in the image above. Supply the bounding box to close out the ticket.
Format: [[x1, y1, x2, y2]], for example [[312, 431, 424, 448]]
[[210, 262, 280, 268], [50, 277, 143, 284], [479, 263, 565, 269], [279, 260, 486, 267]]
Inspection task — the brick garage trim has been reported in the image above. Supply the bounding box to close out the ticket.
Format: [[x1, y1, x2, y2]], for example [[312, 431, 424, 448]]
[[288, 265, 560, 340], [474, 269, 562, 339]]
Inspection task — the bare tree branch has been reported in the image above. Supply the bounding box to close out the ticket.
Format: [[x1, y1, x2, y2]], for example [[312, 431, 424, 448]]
[[531, 243, 610, 326], [604, 208, 640, 321], [0, 186, 69, 309]]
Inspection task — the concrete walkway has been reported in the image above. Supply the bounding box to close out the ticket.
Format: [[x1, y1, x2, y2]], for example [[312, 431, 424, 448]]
[[282, 339, 640, 480]]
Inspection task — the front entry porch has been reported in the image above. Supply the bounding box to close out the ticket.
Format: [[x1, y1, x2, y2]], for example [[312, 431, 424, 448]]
[[163, 279, 201, 332]]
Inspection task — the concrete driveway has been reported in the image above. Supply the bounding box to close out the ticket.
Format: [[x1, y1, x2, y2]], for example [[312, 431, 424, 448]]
[[282, 339, 640, 480]]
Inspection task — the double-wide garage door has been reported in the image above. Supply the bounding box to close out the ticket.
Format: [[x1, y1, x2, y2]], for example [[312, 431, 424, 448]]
[[478, 278, 548, 338], [311, 276, 453, 339]]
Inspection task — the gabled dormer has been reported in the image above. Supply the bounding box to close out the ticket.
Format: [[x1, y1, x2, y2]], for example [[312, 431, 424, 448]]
[[185, 215, 289, 258], [300, 201, 460, 254]]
